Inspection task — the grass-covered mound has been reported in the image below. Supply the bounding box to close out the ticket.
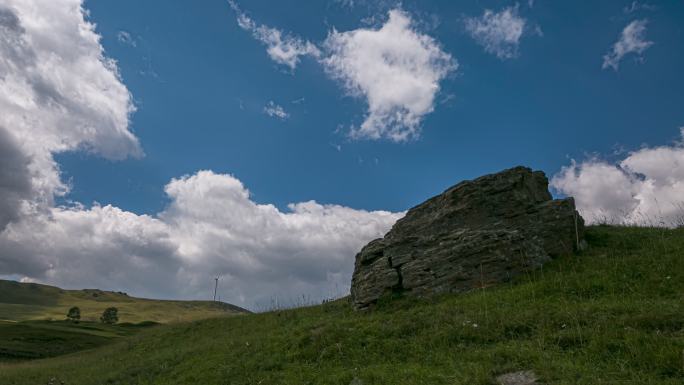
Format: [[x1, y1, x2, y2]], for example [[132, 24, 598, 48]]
[[1, 226, 682, 384]]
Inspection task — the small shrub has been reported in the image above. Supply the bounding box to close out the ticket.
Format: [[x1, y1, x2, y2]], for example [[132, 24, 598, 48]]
[[66, 306, 81, 323]]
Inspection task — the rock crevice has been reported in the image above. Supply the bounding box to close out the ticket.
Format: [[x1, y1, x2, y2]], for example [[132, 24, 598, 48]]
[[350, 166, 584, 310]]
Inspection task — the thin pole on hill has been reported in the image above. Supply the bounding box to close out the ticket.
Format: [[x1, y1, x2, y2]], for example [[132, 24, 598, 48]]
[[213, 276, 220, 302]]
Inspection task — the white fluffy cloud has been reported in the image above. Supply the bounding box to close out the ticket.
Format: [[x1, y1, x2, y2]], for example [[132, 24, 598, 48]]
[[0, 0, 145, 276], [263, 101, 289, 120], [228, 1, 320, 70], [230, 4, 455, 142], [465, 6, 527, 60], [2, 171, 402, 307], [0, 0, 141, 221], [0, 0, 403, 309], [551, 129, 684, 227], [0, 204, 181, 297], [322, 9, 456, 141], [602, 19, 653, 70], [161, 171, 401, 305]]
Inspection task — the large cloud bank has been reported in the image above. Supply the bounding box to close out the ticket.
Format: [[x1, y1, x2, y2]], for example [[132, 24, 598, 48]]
[[0, 0, 402, 309], [552, 129, 684, 227], [2, 171, 401, 307]]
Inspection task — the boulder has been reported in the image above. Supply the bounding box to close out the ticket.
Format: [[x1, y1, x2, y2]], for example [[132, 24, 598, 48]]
[[496, 370, 539, 385], [350, 166, 584, 310]]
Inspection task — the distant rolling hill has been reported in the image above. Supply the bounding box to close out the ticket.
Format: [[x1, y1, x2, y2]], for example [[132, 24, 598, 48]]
[[0, 279, 249, 324]]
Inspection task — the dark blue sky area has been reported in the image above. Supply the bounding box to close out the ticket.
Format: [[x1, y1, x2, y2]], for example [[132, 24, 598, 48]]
[[60, 0, 684, 214]]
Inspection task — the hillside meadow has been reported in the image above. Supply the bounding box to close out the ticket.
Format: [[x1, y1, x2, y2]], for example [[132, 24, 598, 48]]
[[1, 226, 682, 384]]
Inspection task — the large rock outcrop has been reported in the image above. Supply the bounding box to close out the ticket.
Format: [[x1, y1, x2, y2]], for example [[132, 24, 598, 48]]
[[350, 166, 584, 310]]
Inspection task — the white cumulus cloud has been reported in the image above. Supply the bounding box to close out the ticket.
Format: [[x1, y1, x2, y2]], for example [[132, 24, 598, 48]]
[[0, 0, 141, 227], [322, 9, 456, 141], [602, 19, 653, 71], [161, 171, 402, 306], [465, 6, 527, 60], [551, 129, 684, 227], [229, 4, 455, 142]]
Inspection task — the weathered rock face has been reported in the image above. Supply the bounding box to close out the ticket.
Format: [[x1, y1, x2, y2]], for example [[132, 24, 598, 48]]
[[350, 166, 584, 310]]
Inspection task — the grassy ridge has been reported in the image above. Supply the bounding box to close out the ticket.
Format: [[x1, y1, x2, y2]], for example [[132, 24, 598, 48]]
[[1, 226, 683, 384], [0, 280, 248, 324]]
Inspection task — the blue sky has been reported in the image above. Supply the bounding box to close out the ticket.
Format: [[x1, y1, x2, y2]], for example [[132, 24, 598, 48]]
[[59, 0, 683, 215], [1, 0, 683, 306]]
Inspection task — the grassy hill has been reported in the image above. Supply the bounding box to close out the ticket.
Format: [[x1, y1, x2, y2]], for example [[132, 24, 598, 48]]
[[1, 226, 683, 384], [0, 280, 248, 324]]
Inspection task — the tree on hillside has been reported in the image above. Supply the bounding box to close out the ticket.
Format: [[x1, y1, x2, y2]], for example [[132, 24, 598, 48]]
[[100, 307, 118, 324], [66, 306, 81, 323]]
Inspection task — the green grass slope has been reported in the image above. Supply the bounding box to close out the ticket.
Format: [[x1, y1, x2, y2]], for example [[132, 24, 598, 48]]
[[1, 226, 683, 385], [0, 280, 248, 324], [0, 320, 157, 363]]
